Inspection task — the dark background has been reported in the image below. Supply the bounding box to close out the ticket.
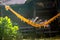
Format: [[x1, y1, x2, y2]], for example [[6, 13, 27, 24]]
[[0, 0, 60, 38]]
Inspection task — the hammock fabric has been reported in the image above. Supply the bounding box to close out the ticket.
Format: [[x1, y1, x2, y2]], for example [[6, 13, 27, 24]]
[[5, 5, 60, 28]]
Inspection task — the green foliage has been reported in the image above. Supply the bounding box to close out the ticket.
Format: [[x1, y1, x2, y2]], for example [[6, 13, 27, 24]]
[[0, 16, 19, 40]]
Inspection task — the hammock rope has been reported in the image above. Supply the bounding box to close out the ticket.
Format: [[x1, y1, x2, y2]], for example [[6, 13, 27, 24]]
[[5, 5, 60, 28]]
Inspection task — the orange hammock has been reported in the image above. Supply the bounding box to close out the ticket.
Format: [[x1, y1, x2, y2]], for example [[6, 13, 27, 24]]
[[5, 5, 60, 28]]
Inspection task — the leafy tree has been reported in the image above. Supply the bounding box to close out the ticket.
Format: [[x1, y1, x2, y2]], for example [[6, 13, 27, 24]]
[[0, 16, 19, 40]]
